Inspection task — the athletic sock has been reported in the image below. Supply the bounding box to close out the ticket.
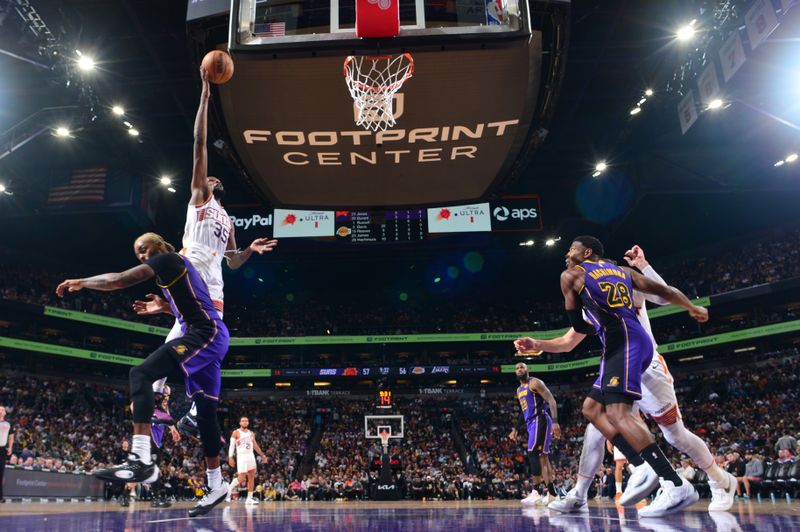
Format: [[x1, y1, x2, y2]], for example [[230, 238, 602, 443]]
[[575, 475, 592, 499], [611, 435, 644, 467], [641, 443, 683, 486], [207, 467, 223, 490], [547, 482, 557, 496], [132, 435, 152, 465], [615, 482, 622, 494]]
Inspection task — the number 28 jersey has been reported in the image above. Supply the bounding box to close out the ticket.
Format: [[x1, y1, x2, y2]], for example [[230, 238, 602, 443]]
[[181, 195, 232, 305], [577, 260, 639, 336]]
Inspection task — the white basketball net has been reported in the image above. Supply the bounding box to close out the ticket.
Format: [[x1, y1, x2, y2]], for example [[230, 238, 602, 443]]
[[344, 53, 414, 132], [379, 430, 391, 452]]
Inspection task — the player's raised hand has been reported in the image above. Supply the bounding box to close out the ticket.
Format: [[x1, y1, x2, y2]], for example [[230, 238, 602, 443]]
[[132, 294, 168, 315], [689, 305, 709, 323], [249, 238, 278, 255], [56, 279, 83, 297], [514, 337, 543, 354]]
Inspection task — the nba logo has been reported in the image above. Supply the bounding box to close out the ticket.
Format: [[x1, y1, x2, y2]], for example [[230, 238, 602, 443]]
[[485, 0, 506, 25]]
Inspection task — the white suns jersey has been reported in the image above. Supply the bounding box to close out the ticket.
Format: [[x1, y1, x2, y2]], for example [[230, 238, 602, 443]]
[[181, 195, 232, 302], [235, 429, 255, 457]]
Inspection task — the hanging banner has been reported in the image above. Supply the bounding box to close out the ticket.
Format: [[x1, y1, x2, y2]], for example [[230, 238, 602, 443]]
[[697, 63, 721, 107], [677, 91, 698, 135], [745, 0, 779, 51], [719, 31, 747, 82]]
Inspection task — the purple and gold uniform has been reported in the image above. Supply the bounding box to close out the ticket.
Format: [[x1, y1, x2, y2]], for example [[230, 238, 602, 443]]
[[576, 260, 654, 400], [517, 381, 553, 454], [144, 252, 229, 402]]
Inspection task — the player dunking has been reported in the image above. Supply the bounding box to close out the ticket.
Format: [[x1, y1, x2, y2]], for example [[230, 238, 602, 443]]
[[57, 233, 230, 517], [529, 236, 707, 517], [226, 417, 267, 504], [518, 244, 737, 514], [509, 363, 561, 506], [143, 66, 277, 432]]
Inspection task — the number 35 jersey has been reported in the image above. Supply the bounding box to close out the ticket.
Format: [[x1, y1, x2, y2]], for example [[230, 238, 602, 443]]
[[181, 195, 231, 306], [577, 260, 640, 338]]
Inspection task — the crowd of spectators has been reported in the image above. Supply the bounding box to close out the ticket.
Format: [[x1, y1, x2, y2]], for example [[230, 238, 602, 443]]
[[3, 226, 800, 337], [2, 349, 797, 502]]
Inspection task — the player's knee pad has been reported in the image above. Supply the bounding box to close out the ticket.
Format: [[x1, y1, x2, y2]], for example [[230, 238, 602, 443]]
[[527, 451, 542, 476], [194, 396, 222, 457]]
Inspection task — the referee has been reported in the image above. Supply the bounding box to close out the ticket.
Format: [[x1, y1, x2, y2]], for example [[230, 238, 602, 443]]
[[0, 406, 13, 503]]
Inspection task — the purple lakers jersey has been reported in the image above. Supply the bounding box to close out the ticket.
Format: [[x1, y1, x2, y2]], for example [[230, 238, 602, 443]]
[[517, 382, 550, 424], [577, 260, 638, 331]]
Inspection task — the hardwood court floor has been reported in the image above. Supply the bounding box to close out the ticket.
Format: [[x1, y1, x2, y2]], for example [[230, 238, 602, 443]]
[[1, 498, 799, 531]]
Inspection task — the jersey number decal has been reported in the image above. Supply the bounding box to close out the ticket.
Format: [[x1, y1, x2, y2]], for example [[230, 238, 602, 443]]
[[598, 281, 633, 309]]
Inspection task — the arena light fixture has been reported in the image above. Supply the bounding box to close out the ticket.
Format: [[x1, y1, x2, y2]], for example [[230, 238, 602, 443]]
[[55, 126, 70, 137], [786, 153, 799, 163], [707, 98, 724, 110], [128, 128, 140, 137], [630, 107, 642, 116], [112, 106, 125, 116], [676, 21, 696, 42]]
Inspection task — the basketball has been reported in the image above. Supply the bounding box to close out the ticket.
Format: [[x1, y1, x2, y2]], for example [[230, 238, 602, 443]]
[[201, 50, 234, 84]]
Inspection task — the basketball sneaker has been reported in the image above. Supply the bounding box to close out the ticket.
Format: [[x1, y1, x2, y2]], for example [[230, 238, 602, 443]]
[[189, 484, 228, 517], [93, 453, 159, 484], [547, 488, 589, 513], [618, 463, 659, 506], [637, 479, 699, 518], [521, 488, 541, 505], [708, 472, 738, 512]]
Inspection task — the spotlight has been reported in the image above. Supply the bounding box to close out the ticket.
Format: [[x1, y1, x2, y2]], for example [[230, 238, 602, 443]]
[[644, 89, 654, 97], [707, 99, 724, 110], [112, 106, 125, 116], [77, 56, 95, 71], [159, 176, 172, 186], [676, 21, 696, 42], [630, 107, 642, 116], [786, 153, 799, 163], [128, 128, 140, 137], [55, 127, 70, 137]]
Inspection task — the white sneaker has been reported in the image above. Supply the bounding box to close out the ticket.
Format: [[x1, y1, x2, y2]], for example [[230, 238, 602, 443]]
[[708, 472, 738, 512], [534, 493, 551, 506], [638, 479, 699, 518], [548, 488, 589, 513], [245, 497, 258, 505], [618, 463, 659, 506], [521, 489, 541, 505]]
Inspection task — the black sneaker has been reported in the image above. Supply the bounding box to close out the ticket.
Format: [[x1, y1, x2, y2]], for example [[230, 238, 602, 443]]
[[93, 453, 159, 483], [189, 484, 228, 517]]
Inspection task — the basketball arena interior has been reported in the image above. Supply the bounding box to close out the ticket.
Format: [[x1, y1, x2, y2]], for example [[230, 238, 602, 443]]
[[1, 0, 799, 530]]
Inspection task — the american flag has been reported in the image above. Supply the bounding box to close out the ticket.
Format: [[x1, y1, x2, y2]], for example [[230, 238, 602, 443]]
[[47, 167, 106, 205], [255, 21, 286, 37]]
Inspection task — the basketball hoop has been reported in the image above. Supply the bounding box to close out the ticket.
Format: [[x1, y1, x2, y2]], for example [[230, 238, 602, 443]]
[[343, 53, 414, 132], [378, 430, 391, 453]]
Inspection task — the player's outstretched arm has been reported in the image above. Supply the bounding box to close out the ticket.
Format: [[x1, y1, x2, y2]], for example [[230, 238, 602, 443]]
[[224, 225, 278, 270], [625, 267, 708, 323], [56, 264, 155, 296], [514, 328, 586, 354], [191, 67, 211, 206], [531, 378, 561, 438]]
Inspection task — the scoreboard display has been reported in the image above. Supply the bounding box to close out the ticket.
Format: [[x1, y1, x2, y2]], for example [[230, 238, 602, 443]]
[[335, 210, 425, 243]]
